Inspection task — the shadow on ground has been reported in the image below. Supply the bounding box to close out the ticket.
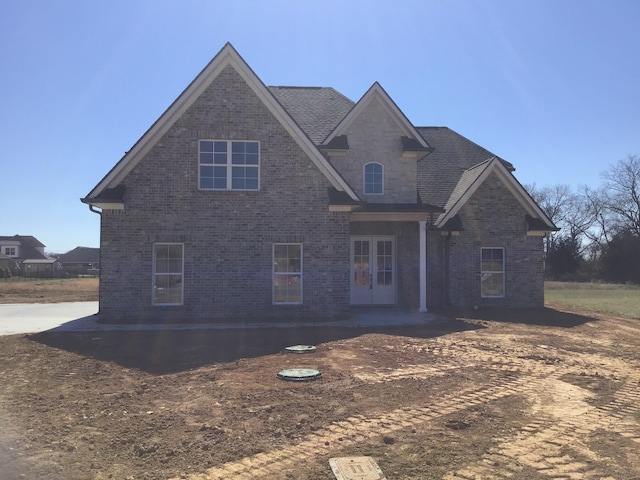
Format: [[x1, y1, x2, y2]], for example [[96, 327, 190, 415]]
[[441, 306, 599, 328], [29, 319, 480, 375]]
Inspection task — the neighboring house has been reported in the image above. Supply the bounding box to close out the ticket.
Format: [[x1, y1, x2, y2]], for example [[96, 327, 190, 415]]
[[0, 235, 62, 278], [82, 43, 557, 322], [58, 247, 100, 276], [0, 253, 11, 275]]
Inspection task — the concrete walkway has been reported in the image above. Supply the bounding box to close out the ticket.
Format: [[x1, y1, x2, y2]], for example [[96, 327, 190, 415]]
[[0, 302, 99, 335], [0, 302, 440, 336]]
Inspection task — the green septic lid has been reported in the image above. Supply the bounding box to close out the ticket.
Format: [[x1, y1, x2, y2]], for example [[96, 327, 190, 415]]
[[276, 368, 322, 382], [284, 345, 317, 354]]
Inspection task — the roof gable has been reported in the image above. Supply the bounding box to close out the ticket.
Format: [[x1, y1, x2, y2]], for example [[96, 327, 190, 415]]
[[323, 82, 430, 150], [436, 157, 556, 231], [84, 43, 358, 204]]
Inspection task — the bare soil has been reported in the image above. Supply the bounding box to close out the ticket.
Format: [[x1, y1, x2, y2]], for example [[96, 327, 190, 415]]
[[1, 304, 639, 480]]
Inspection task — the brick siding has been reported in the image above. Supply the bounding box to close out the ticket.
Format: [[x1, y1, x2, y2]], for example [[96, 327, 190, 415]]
[[99, 66, 351, 321], [97, 64, 546, 320], [441, 173, 545, 308], [329, 97, 417, 203]]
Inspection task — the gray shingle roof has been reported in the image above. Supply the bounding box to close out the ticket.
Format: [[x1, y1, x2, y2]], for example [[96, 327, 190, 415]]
[[268, 86, 355, 144], [416, 127, 513, 207], [58, 247, 100, 264], [440, 158, 495, 220], [0, 235, 48, 260], [268, 88, 519, 213]]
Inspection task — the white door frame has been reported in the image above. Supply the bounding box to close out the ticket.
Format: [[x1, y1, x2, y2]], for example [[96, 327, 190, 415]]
[[350, 236, 396, 305]]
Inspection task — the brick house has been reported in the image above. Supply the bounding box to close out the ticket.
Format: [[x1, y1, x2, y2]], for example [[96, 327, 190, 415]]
[[82, 43, 556, 322]]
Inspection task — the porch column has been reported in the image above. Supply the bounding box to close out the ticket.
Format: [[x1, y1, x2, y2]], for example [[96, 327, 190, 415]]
[[419, 220, 427, 312]]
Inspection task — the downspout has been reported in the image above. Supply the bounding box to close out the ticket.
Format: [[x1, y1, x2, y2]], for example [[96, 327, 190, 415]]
[[88, 205, 102, 216], [419, 220, 427, 312], [87, 204, 102, 315], [444, 232, 451, 307]]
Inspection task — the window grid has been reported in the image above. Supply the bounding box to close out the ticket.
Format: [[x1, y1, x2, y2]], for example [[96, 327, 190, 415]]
[[376, 240, 393, 286], [481, 247, 505, 298], [153, 243, 184, 306], [353, 240, 370, 286], [199, 140, 259, 191], [273, 243, 302, 304], [364, 162, 384, 195]]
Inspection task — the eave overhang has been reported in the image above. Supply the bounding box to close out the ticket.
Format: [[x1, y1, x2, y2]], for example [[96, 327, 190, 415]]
[[438, 214, 464, 235], [526, 214, 559, 236], [401, 136, 434, 159], [81, 185, 125, 210], [81, 200, 125, 210]]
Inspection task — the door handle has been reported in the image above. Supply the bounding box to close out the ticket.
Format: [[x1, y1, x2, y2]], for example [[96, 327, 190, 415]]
[[369, 273, 373, 289]]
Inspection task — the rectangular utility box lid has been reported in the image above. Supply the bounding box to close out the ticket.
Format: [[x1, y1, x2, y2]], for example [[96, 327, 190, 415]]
[[329, 456, 386, 480]]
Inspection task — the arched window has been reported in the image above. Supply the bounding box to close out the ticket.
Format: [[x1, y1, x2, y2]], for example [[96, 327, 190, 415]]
[[364, 162, 383, 195]]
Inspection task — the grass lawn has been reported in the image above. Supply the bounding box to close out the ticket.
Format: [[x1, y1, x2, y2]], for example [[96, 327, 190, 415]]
[[0, 277, 98, 303], [545, 281, 640, 319]]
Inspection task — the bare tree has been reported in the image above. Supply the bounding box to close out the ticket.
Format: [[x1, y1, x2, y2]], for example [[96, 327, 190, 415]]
[[526, 183, 595, 254], [601, 154, 640, 237], [526, 183, 572, 228], [526, 183, 570, 250], [580, 185, 613, 250]]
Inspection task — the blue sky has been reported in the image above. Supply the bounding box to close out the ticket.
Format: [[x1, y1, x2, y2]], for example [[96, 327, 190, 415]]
[[1, 0, 639, 253]]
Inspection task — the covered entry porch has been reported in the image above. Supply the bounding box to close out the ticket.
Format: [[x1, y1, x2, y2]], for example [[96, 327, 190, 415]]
[[347, 204, 443, 312]]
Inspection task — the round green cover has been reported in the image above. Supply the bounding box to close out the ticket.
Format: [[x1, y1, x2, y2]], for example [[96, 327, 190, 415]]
[[284, 345, 317, 353], [276, 368, 322, 381]]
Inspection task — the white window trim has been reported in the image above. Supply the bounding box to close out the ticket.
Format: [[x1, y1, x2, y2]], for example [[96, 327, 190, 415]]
[[198, 139, 260, 191], [273, 243, 303, 305], [152, 243, 184, 306], [3, 246, 18, 257], [363, 162, 384, 195], [481, 247, 505, 298]]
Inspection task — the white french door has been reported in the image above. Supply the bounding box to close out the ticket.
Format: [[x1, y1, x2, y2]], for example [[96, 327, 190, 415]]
[[350, 236, 396, 305]]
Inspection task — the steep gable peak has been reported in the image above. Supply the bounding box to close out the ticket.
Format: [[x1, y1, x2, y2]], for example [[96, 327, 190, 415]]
[[437, 157, 556, 231], [323, 82, 430, 151], [84, 43, 358, 205]]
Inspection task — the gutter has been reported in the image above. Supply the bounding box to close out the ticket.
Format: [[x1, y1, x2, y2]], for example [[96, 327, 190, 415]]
[[88, 205, 102, 216]]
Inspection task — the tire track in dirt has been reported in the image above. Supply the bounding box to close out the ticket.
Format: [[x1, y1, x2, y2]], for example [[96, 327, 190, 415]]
[[171, 333, 640, 480], [444, 379, 640, 479], [171, 373, 529, 480]]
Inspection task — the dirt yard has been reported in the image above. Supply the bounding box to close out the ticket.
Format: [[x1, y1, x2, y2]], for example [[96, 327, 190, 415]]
[[1, 305, 639, 480]]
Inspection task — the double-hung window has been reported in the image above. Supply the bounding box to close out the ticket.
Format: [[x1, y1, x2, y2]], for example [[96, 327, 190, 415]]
[[153, 243, 184, 305], [364, 162, 383, 195], [199, 140, 259, 191], [273, 244, 302, 304], [481, 247, 505, 298]]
